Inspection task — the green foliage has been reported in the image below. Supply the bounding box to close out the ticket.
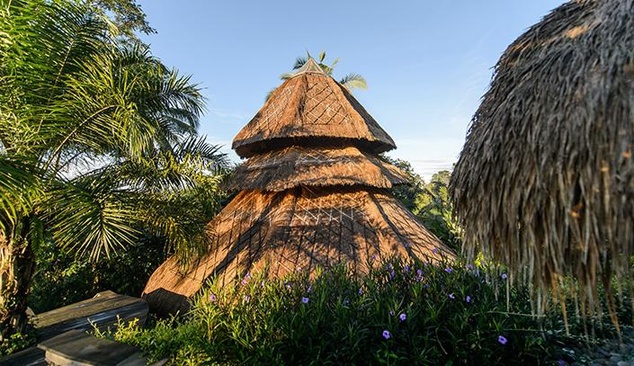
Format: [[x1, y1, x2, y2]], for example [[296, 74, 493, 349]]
[[384, 157, 463, 251], [104, 258, 570, 365], [0, 0, 227, 341], [29, 234, 168, 313], [0, 327, 35, 356], [416, 171, 463, 252]]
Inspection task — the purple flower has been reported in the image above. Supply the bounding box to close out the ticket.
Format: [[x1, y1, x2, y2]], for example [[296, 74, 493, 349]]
[[399, 313, 407, 322], [557, 360, 566, 366], [389, 310, 394, 316], [449, 293, 455, 299], [466, 295, 472, 303], [382, 330, 391, 340], [389, 270, 395, 279], [372, 254, 377, 261], [302, 297, 309, 304], [244, 272, 251, 279], [386, 263, 393, 271], [209, 293, 217, 302], [241, 279, 248, 286], [358, 287, 364, 296], [445, 267, 453, 273], [404, 265, 410, 273], [466, 264, 474, 270], [307, 285, 313, 293], [416, 269, 423, 277], [498, 335, 508, 345], [501, 273, 508, 280], [432, 247, 438, 254]]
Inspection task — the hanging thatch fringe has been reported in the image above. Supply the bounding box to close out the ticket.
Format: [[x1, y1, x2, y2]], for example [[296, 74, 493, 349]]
[[450, 0, 634, 323]]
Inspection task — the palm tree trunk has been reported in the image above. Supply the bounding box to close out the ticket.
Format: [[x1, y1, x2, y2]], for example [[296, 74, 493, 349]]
[[0, 216, 36, 343]]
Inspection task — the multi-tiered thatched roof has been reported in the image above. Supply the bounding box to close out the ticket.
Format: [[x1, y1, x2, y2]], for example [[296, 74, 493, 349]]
[[450, 0, 634, 317], [144, 59, 454, 314]]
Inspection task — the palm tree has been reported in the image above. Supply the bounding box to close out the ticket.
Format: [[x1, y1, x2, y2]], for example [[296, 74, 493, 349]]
[[0, 0, 226, 342]]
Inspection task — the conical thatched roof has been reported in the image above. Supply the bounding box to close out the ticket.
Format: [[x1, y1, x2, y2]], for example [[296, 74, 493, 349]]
[[144, 187, 451, 314], [144, 57, 454, 315], [232, 58, 396, 158], [227, 146, 409, 192], [450, 0, 634, 314]]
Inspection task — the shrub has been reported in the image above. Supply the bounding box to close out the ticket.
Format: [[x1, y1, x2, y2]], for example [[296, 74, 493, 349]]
[[103, 257, 569, 365]]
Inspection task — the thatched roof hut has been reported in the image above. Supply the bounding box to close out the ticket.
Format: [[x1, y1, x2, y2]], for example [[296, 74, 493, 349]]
[[143, 58, 454, 314], [450, 0, 633, 316]]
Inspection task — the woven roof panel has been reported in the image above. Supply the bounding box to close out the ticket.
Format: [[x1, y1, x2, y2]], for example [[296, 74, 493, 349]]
[[232, 73, 396, 157]]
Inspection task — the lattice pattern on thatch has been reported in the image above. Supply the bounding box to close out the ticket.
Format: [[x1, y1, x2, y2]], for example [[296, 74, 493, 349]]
[[228, 146, 409, 191], [450, 0, 634, 317], [143, 187, 449, 313], [232, 70, 395, 158]]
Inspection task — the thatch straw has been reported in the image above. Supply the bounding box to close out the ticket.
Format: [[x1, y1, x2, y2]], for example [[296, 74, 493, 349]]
[[450, 0, 634, 321], [232, 60, 396, 158], [228, 146, 409, 192], [143, 186, 453, 314]]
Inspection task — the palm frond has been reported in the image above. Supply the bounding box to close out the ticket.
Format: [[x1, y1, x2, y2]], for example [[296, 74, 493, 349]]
[[292, 56, 307, 70], [44, 176, 139, 261], [340, 73, 368, 90]]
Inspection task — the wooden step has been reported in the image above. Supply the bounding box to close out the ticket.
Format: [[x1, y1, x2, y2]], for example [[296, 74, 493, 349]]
[[37, 329, 147, 366], [34, 291, 148, 341]]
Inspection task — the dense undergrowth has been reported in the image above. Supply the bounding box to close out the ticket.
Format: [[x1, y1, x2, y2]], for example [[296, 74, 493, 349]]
[[95, 256, 627, 365]]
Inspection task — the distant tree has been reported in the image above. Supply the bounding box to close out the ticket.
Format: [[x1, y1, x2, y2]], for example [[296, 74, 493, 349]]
[[383, 156, 462, 251], [416, 171, 463, 252], [382, 156, 426, 212]]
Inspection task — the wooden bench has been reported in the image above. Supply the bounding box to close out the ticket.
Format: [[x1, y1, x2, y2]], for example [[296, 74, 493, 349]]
[[37, 329, 148, 366], [0, 291, 150, 365], [34, 290, 148, 341]]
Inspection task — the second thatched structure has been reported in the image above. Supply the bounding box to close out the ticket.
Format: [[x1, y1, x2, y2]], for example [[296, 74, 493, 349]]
[[143, 58, 454, 314], [450, 0, 633, 320]]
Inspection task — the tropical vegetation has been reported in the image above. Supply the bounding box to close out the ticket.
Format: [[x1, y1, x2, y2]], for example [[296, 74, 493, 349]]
[[0, 0, 227, 345]]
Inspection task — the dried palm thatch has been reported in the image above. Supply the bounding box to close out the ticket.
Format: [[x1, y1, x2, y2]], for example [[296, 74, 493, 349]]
[[143, 187, 451, 314], [227, 146, 409, 192], [450, 0, 634, 321], [232, 58, 395, 158]]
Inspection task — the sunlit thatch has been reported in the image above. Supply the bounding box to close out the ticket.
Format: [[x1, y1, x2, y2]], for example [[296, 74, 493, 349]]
[[450, 0, 634, 320]]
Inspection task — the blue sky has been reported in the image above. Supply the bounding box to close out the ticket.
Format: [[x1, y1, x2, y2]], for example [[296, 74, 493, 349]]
[[137, 1, 564, 180]]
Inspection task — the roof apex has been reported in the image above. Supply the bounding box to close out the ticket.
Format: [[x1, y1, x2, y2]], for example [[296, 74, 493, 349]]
[[292, 57, 328, 77]]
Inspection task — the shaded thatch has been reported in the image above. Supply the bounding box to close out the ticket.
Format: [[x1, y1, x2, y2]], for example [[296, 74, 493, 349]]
[[143, 187, 451, 314], [232, 58, 395, 158], [450, 0, 634, 318], [227, 146, 409, 192]]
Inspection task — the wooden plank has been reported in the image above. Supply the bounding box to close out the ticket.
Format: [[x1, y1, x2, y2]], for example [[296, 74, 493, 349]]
[[34, 291, 148, 341], [38, 329, 147, 366], [0, 346, 47, 366]]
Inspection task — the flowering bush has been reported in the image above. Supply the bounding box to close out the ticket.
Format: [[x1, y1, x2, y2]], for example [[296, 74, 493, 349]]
[[104, 257, 566, 365]]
